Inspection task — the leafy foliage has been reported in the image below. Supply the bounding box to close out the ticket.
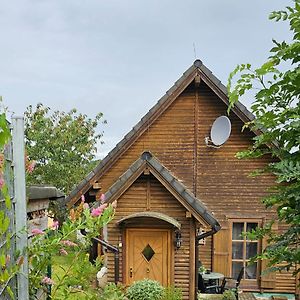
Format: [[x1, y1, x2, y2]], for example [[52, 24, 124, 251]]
[[29, 200, 114, 299], [161, 286, 183, 300], [222, 290, 236, 300], [0, 102, 21, 299], [25, 103, 106, 222], [228, 1, 300, 276], [25, 103, 105, 193], [126, 279, 163, 300], [99, 283, 126, 300]]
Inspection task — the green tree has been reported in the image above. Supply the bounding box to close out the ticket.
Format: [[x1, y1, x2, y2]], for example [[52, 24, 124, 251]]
[[228, 1, 300, 277], [25, 103, 106, 221]]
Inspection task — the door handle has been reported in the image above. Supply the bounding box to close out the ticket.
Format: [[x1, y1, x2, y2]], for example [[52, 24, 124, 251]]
[[130, 267, 133, 278], [146, 267, 150, 273]]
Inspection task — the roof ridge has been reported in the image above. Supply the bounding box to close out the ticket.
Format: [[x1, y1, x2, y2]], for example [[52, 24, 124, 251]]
[[67, 60, 254, 206]]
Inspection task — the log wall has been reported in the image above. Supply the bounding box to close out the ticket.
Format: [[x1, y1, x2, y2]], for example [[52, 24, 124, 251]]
[[107, 175, 193, 299], [99, 81, 296, 295]]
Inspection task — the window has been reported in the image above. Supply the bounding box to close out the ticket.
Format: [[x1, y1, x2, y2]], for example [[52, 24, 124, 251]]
[[231, 221, 259, 280]]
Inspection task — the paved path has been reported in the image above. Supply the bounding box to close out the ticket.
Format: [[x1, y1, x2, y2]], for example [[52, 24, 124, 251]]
[[240, 293, 257, 300]]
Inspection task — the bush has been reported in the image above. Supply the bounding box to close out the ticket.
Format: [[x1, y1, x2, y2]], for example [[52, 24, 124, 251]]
[[222, 290, 236, 300], [161, 286, 182, 300], [99, 283, 126, 300], [126, 279, 163, 300]]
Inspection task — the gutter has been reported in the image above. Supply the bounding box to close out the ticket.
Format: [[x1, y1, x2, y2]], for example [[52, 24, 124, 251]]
[[195, 224, 221, 299]]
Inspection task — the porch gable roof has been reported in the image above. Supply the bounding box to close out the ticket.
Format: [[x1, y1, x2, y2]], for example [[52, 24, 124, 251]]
[[99, 151, 221, 231]]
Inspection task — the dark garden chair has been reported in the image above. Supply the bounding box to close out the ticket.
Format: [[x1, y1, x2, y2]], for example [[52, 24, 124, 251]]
[[220, 267, 245, 299]]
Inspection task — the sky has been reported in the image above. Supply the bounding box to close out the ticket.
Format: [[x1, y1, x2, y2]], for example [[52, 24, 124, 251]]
[[0, 0, 291, 158]]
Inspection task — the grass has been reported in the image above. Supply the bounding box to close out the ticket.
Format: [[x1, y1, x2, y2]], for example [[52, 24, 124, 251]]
[[198, 293, 223, 300], [51, 251, 101, 299]]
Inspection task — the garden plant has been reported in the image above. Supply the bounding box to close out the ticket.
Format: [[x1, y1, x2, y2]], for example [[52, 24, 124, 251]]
[[29, 198, 115, 299]]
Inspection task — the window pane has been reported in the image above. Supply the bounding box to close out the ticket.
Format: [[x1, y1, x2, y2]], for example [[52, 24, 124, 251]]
[[232, 223, 244, 240], [246, 242, 258, 259], [246, 223, 258, 235], [232, 261, 244, 279], [245, 263, 257, 279], [232, 242, 243, 259]]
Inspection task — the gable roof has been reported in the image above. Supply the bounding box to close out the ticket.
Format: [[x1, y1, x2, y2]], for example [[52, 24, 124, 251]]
[[99, 151, 220, 231], [67, 59, 255, 207]]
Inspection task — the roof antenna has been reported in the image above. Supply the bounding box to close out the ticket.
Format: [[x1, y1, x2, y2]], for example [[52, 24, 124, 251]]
[[193, 42, 197, 60]]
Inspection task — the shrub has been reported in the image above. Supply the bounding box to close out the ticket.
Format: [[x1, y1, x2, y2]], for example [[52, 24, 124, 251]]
[[126, 279, 163, 300], [161, 286, 182, 300], [99, 283, 126, 300], [222, 289, 236, 300]]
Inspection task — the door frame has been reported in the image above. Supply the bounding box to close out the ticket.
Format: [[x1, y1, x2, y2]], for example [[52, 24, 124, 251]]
[[124, 227, 173, 286]]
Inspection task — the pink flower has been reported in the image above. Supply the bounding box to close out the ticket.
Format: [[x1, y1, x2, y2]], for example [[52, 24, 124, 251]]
[[27, 161, 36, 174], [100, 203, 107, 210], [51, 221, 59, 230], [59, 248, 68, 256], [112, 200, 117, 209], [60, 240, 77, 247], [41, 276, 54, 285], [0, 173, 4, 189], [91, 207, 101, 217], [32, 228, 44, 236], [100, 193, 105, 203], [91, 204, 107, 217], [83, 203, 89, 209], [81, 195, 85, 202]]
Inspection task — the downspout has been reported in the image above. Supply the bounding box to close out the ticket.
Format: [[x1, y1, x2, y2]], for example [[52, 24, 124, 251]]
[[195, 225, 221, 299]]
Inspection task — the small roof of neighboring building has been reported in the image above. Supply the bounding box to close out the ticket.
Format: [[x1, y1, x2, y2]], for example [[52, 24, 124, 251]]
[[28, 185, 64, 200]]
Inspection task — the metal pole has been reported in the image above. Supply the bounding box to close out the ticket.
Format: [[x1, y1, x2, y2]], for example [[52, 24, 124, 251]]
[[12, 116, 29, 300], [92, 237, 119, 283]]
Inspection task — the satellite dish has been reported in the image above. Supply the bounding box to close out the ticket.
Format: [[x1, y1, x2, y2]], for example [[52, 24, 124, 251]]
[[210, 116, 231, 146]]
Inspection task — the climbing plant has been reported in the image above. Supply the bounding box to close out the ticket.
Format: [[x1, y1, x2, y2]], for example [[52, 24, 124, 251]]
[[0, 101, 19, 299]]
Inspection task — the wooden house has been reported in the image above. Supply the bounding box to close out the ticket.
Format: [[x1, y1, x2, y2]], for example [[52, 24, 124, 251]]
[[67, 60, 298, 299]]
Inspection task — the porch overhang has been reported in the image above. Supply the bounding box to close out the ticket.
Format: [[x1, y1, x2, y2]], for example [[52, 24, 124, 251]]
[[117, 211, 181, 230]]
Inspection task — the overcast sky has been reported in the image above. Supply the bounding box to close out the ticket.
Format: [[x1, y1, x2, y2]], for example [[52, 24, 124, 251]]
[[1, 0, 290, 158]]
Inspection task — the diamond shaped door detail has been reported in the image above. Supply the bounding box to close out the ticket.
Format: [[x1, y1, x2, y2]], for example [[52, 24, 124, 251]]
[[142, 244, 155, 262]]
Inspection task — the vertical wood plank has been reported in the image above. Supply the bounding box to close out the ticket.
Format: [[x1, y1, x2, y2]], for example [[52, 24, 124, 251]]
[[193, 85, 199, 195], [189, 218, 196, 300], [212, 224, 230, 276], [146, 176, 151, 211]]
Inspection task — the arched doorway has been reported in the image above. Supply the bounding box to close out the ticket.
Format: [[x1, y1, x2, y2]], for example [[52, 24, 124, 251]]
[[118, 212, 181, 286]]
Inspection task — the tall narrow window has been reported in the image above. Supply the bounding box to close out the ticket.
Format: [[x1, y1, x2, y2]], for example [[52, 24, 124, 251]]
[[232, 221, 259, 280]]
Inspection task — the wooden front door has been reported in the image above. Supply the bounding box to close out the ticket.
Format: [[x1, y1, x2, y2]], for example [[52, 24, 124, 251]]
[[125, 228, 171, 286]]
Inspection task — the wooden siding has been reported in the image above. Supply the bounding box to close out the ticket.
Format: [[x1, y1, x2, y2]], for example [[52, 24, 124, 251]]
[[96, 86, 196, 194], [98, 81, 295, 295], [198, 235, 212, 272], [107, 174, 194, 300], [196, 83, 277, 223]]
